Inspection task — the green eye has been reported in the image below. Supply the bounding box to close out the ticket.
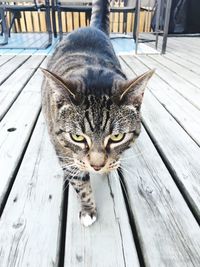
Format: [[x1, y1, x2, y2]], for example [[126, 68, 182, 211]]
[[71, 134, 85, 142], [110, 133, 125, 142]]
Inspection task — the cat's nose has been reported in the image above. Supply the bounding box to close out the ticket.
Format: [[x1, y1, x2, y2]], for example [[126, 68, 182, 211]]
[[91, 164, 104, 171]]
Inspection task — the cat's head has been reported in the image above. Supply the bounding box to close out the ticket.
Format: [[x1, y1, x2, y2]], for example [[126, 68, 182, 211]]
[[42, 68, 154, 174]]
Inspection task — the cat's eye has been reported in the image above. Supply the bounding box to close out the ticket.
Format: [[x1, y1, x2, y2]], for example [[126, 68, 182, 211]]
[[71, 134, 85, 142], [110, 133, 125, 142]]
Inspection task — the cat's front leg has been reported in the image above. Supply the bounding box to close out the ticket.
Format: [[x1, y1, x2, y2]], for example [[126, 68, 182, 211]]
[[68, 173, 97, 227]]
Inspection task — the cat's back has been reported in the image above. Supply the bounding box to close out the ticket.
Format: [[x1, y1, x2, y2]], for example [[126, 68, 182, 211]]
[[48, 27, 119, 72]]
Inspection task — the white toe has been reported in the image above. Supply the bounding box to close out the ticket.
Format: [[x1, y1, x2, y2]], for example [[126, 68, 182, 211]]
[[80, 214, 97, 227]]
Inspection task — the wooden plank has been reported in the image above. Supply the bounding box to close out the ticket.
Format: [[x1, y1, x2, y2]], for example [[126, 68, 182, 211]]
[[121, 127, 200, 267], [64, 173, 140, 267], [0, 55, 16, 67], [0, 33, 47, 50], [0, 55, 30, 85], [0, 49, 24, 55], [142, 92, 200, 219], [120, 56, 200, 219], [0, 114, 64, 266], [148, 54, 200, 89], [0, 59, 47, 210], [120, 55, 200, 146], [168, 37, 200, 54], [163, 52, 200, 75], [0, 49, 10, 55], [2, 34, 34, 49], [158, 38, 200, 62], [0, 55, 45, 120], [145, 35, 200, 59], [34, 38, 59, 56], [165, 38, 200, 58], [169, 50, 200, 68], [24, 33, 49, 49], [133, 55, 200, 110], [111, 37, 158, 55]]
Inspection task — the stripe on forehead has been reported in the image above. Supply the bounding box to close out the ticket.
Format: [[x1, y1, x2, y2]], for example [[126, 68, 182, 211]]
[[101, 96, 112, 131], [84, 95, 111, 132]]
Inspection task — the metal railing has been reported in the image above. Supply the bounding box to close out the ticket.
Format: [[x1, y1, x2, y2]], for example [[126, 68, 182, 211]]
[[0, 0, 52, 47], [0, 0, 172, 53]]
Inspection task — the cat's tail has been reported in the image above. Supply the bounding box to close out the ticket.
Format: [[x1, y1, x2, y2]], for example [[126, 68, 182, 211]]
[[90, 0, 110, 35]]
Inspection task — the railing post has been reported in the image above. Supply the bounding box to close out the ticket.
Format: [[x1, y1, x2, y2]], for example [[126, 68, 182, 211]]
[[52, 0, 57, 38], [162, 0, 172, 54], [155, 0, 162, 50], [45, 0, 52, 45], [133, 0, 141, 54], [0, 8, 9, 45]]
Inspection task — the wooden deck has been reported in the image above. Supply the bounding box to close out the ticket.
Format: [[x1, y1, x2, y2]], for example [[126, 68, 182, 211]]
[[0, 36, 200, 266]]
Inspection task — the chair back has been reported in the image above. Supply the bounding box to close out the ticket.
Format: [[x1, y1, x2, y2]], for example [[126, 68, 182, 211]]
[[58, 0, 92, 5]]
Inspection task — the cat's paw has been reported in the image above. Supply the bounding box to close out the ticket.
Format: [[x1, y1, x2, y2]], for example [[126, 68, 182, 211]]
[[79, 211, 97, 227]]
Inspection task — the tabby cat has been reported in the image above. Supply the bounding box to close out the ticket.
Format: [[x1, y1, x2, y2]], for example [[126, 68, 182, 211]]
[[41, 0, 154, 226]]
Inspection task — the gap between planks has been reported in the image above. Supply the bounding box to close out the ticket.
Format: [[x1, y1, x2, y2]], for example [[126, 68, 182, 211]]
[[119, 55, 200, 221], [0, 55, 46, 121]]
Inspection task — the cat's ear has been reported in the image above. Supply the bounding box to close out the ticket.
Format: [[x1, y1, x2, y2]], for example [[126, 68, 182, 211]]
[[116, 69, 155, 109], [41, 68, 81, 104]]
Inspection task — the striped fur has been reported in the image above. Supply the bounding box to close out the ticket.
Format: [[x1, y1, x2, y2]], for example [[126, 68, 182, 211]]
[[41, 0, 154, 226], [90, 0, 110, 35]]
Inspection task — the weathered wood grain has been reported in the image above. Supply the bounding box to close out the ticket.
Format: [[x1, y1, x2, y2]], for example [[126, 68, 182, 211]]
[[133, 55, 200, 111], [119, 55, 200, 219], [111, 37, 158, 55], [0, 61, 47, 210], [142, 91, 200, 219], [148, 54, 200, 90], [0, 114, 64, 267], [64, 172, 140, 267], [121, 127, 200, 266], [168, 37, 200, 56], [0, 55, 16, 67], [0, 55, 30, 85], [0, 48, 23, 55], [0, 55, 45, 120], [163, 53, 200, 75], [120, 55, 200, 146]]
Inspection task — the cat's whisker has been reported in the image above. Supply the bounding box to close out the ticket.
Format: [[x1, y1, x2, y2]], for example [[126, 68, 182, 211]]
[[58, 156, 74, 161], [63, 168, 81, 193], [45, 163, 74, 175], [59, 155, 77, 162], [62, 164, 77, 169], [118, 165, 132, 177]]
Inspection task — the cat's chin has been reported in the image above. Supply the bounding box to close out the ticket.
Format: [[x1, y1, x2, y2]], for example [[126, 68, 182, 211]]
[[88, 168, 118, 175]]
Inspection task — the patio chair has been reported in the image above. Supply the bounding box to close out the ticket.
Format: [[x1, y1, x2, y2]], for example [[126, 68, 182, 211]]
[[0, 0, 52, 48], [51, 0, 92, 38], [52, 0, 136, 39]]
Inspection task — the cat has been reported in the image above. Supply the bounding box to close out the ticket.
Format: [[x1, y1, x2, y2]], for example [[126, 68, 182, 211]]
[[41, 0, 154, 227]]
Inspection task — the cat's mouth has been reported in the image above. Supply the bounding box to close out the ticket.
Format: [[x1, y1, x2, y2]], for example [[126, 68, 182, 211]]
[[74, 159, 120, 174]]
